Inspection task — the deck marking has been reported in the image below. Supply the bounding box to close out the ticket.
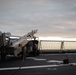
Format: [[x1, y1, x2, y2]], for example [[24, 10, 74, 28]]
[[26, 57, 37, 60], [26, 57, 46, 61], [0, 64, 75, 71], [33, 58, 46, 61], [47, 60, 63, 63]]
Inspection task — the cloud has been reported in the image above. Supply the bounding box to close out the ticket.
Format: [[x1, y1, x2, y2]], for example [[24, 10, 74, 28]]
[[0, 0, 76, 37]]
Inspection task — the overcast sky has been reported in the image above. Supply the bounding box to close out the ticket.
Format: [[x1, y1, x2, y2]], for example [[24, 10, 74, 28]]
[[0, 0, 76, 38]]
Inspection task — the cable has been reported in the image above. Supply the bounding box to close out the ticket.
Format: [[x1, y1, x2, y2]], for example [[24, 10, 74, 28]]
[[11, 67, 21, 75], [11, 57, 25, 75]]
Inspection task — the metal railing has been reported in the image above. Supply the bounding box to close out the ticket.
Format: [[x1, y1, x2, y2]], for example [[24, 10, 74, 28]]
[[39, 40, 76, 51]]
